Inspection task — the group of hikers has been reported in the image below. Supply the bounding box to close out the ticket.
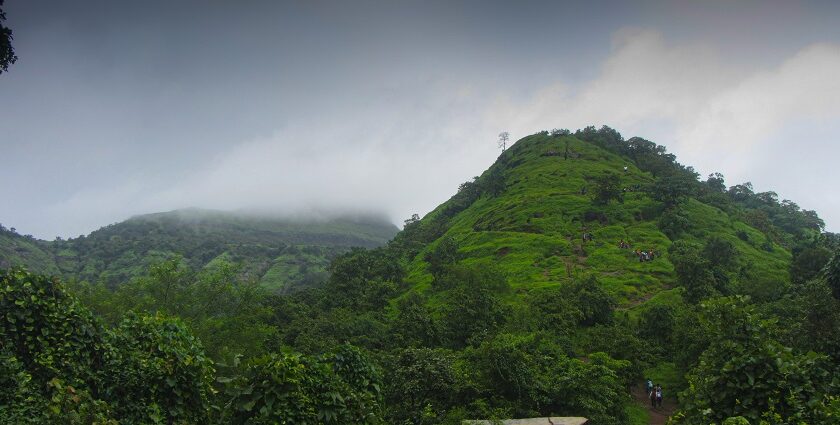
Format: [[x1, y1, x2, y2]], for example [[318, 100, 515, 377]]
[[634, 248, 656, 262], [617, 239, 657, 262], [646, 379, 664, 408]]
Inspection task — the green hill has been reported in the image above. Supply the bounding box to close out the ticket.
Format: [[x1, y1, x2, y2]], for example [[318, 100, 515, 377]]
[[0, 209, 398, 292], [397, 131, 793, 310]]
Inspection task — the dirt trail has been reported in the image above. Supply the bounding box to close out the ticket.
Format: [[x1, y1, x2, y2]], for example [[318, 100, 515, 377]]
[[631, 383, 677, 425]]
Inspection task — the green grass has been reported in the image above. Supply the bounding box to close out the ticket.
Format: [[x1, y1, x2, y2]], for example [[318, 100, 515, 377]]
[[406, 135, 676, 306], [403, 133, 792, 316], [625, 401, 650, 425]]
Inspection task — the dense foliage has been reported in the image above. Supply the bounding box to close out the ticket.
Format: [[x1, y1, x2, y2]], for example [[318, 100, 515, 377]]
[[0, 209, 398, 293]]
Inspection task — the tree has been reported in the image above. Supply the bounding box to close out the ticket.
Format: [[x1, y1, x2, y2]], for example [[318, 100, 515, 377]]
[[392, 293, 439, 347], [482, 165, 506, 197], [497, 131, 509, 152], [470, 333, 628, 425], [384, 348, 458, 423], [639, 304, 676, 348], [438, 265, 508, 347], [328, 247, 403, 310], [702, 236, 736, 270], [105, 313, 215, 424], [824, 248, 840, 299], [88, 258, 276, 363], [669, 242, 716, 303], [790, 243, 832, 284], [424, 236, 462, 285], [705, 172, 726, 193], [223, 345, 384, 424], [658, 206, 691, 239], [567, 275, 615, 326], [651, 170, 696, 208], [592, 172, 622, 205], [0, 0, 16, 74], [674, 298, 838, 425]]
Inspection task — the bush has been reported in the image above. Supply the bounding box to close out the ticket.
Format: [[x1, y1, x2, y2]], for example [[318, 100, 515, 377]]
[[0, 268, 108, 395], [383, 348, 458, 423], [224, 345, 383, 424], [104, 312, 215, 424], [658, 207, 690, 240], [569, 275, 616, 326], [675, 299, 839, 424]]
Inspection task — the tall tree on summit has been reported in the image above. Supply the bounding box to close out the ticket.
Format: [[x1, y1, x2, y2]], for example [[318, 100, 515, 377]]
[[0, 0, 17, 74], [498, 131, 509, 152]]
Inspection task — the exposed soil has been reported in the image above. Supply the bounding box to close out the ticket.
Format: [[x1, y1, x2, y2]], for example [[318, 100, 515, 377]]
[[631, 383, 677, 425]]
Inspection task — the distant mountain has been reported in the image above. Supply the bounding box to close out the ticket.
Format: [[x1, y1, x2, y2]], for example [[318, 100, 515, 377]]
[[0, 209, 399, 292]]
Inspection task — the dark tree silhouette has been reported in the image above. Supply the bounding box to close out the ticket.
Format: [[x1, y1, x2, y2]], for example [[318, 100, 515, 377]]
[[0, 0, 16, 74]]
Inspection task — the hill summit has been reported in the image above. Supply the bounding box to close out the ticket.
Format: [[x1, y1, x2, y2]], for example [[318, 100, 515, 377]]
[[393, 128, 800, 308]]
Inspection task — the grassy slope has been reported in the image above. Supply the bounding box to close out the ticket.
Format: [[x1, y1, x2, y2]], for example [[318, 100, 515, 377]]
[[403, 133, 790, 309]]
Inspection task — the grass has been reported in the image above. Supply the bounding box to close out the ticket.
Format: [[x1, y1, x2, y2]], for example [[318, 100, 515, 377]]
[[625, 401, 650, 425], [406, 135, 676, 306], [404, 133, 792, 316]]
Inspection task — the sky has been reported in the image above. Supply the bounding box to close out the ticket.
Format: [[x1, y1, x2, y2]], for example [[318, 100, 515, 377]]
[[1, 0, 840, 239]]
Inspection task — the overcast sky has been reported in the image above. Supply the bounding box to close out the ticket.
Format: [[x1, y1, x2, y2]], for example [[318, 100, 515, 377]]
[[1, 0, 840, 239]]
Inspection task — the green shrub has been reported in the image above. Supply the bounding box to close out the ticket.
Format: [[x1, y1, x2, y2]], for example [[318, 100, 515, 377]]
[[224, 345, 383, 424], [0, 268, 108, 395], [104, 312, 215, 424]]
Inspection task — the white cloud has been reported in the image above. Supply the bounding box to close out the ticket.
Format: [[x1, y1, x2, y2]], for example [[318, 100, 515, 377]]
[[42, 29, 840, 236], [486, 29, 840, 230]]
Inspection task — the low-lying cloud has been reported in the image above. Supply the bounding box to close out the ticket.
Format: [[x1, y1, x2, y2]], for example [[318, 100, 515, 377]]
[[20, 28, 840, 237]]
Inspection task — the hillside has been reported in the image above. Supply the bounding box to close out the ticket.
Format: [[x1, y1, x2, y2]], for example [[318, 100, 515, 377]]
[[0, 209, 399, 292], [399, 132, 792, 308]]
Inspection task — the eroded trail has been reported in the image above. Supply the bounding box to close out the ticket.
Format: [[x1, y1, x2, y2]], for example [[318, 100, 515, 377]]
[[631, 383, 677, 425]]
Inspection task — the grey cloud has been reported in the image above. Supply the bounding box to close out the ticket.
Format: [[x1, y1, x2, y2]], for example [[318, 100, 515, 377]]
[[1, 1, 840, 237]]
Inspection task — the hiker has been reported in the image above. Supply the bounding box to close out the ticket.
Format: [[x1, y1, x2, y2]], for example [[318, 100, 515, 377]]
[[655, 385, 663, 408], [645, 379, 653, 394], [623, 166, 629, 173], [649, 248, 656, 260], [649, 385, 656, 407]]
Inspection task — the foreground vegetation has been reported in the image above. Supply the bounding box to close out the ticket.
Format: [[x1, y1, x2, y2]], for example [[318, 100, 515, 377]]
[[2, 127, 839, 424]]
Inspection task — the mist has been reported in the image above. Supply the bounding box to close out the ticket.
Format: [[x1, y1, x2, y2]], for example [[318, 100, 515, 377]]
[[1, 0, 840, 238]]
